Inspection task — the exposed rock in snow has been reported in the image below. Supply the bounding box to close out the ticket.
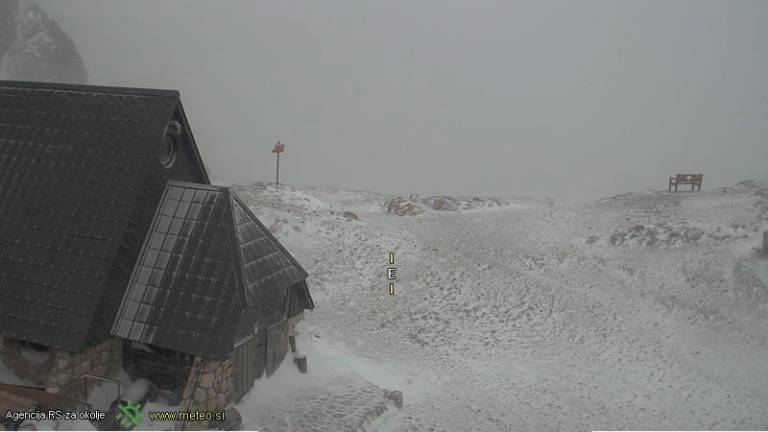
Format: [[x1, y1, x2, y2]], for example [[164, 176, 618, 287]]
[[340, 210, 359, 221], [385, 194, 511, 216], [386, 195, 425, 216]]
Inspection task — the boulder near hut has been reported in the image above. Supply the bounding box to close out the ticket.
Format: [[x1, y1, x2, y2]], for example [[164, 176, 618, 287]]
[[0, 81, 314, 423]]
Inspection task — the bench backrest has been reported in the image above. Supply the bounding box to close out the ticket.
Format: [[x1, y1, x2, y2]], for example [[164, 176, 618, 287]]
[[675, 174, 703, 182]]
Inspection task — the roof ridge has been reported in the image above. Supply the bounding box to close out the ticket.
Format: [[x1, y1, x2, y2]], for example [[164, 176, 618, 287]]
[[225, 189, 250, 306], [230, 192, 309, 279], [0, 80, 180, 98]]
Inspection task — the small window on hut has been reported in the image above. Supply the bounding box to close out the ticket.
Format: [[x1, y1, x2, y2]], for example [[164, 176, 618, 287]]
[[18, 339, 49, 352], [159, 120, 182, 168], [16, 339, 51, 364]]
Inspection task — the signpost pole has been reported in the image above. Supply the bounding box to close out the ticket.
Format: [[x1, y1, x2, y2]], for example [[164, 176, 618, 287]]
[[273, 140, 283, 189]]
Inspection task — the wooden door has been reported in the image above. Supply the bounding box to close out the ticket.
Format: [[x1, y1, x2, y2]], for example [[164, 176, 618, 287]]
[[265, 320, 289, 377], [233, 330, 266, 400]]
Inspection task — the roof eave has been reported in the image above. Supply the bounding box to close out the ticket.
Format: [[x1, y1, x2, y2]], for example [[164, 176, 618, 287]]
[[175, 101, 211, 184]]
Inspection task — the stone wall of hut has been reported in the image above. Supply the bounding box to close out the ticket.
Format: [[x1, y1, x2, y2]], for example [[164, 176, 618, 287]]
[[178, 354, 234, 430], [0, 336, 121, 391]]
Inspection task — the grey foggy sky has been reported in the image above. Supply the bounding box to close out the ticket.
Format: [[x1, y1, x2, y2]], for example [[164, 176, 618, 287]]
[[38, 0, 768, 202]]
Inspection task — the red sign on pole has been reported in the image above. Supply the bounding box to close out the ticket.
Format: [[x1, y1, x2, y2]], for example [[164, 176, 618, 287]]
[[272, 141, 285, 153]]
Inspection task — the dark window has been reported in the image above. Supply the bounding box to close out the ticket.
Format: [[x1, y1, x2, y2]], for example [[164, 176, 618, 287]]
[[17, 339, 50, 352]]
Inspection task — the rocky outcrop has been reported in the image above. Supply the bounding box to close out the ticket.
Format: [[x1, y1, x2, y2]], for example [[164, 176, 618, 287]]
[[386, 194, 509, 216], [329, 210, 359, 220], [0, 0, 19, 59], [0, 1, 86, 83], [386, 195, 426, 216]]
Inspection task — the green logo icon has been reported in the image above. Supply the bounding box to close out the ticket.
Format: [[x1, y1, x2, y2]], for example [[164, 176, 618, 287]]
[[116, 400, 142, 430]]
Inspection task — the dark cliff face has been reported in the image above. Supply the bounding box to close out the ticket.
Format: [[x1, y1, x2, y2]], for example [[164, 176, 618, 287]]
[[0, 0, 19, 58], [0, 1, 87, 84]]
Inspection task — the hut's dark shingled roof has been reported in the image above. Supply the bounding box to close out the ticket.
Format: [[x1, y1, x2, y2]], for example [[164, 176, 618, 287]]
[[232, 194, 307, 310], [0, 81, 209, 352], [112, 182, 312, 359], [0, 81, 312, 358]]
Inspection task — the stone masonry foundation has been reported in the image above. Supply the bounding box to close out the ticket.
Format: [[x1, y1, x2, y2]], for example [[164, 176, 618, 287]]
[[178, 354, 234, 430], [0, 336, 121, 391]]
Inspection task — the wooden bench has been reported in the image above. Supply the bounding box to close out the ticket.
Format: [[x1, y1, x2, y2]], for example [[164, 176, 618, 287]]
[[669, 174, 702, 192]]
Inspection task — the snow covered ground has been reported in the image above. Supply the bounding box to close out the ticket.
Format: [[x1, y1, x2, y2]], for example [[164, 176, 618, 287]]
[[236, 322, 404, 432], [235, 180, 768, 431], [1, 180, 765, 431]]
